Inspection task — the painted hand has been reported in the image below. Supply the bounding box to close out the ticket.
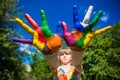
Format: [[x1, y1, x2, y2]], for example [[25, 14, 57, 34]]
[[61, 5, 112, 49], [13, 10, 62, 54]]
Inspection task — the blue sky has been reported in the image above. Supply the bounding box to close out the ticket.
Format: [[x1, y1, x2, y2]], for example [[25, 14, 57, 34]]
[[16, 0, 120, 64], [17, 0, 120, 38]]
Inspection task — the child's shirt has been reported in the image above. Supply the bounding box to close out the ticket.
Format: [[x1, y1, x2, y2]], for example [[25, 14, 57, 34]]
[[57, 66, 80, 80]]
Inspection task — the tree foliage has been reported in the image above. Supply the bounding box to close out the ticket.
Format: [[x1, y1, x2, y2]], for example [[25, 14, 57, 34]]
[[81, 22, 120, 80], [30, 53, 53, 80], [0, 0, 31, 80], [0, 0, 22, 28]]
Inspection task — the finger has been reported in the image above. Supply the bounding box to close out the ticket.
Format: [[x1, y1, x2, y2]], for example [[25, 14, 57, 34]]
[[73, 5, 79, 24], [25, 14, 46, 42], [88, 11, 103, 30], [76, 32, 93, 48], [40, 10, 53, 38], [32, 32, 44, 51], [82, 26, 112, 48], [40, 10, 48, 27], [62, 21, 76, 46], [94, 26, 112, 35], [61, 21, 69, 34], [12, 38, 32, 44], [25, 14, 40, 30], [76, 37, 85, 48], [56, 21, 63, 38], [73, 5, 84, 31], [15, 18, 35, 35], [82, 5, 93, 24]]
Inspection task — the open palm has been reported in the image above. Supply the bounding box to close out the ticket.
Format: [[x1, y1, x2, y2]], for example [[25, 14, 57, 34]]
[[13, 10, 62, 55], [61, 5, 112, 49]]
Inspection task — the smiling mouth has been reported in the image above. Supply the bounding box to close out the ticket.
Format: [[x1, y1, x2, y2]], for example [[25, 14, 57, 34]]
[[63, 58, 67, 61]]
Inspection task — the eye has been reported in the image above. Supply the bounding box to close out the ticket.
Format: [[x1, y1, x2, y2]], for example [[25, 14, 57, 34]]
[[60, 53, 64, 56], [66, 52, 70, 55]]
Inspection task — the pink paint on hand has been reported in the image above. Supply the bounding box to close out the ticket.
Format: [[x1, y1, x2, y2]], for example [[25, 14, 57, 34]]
[[62, 21, 76, 46]]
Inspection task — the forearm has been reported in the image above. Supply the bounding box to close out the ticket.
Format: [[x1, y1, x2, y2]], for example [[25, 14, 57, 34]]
[[70, 47, 85, 66], [46, 52, 60, 68]]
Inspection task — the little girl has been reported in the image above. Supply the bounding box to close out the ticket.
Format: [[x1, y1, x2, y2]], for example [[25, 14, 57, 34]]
[[47, 47, 83, 80]]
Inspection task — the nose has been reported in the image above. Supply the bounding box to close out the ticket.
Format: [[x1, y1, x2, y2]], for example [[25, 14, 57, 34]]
[[63, 54, 67, 57]]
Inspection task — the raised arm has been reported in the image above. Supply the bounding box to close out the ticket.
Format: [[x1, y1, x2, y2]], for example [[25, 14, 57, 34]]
[[13, 10, 63, 68], [61, 5, 112, 66]]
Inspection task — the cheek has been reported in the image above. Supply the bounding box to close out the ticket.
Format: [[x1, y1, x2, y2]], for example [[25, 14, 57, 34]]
[[68, 56, 72, 61]]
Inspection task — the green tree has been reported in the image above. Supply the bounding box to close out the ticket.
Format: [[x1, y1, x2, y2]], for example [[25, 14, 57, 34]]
[[30, 53, 53, 80], [81, 22, 120, 80], [0, 0, 22, 28], [0, 0, 32, 80]]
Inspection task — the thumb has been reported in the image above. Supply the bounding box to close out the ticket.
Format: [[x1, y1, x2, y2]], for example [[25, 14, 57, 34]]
[[61, 21, 69, 35]]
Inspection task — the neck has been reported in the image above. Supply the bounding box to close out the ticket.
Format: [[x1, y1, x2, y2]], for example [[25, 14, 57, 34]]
[[60, 63, 73, 73], [61, 63, 72, 68]]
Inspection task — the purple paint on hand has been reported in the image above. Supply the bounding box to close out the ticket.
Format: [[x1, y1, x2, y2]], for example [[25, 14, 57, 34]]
[[12, 38, 32, 44]]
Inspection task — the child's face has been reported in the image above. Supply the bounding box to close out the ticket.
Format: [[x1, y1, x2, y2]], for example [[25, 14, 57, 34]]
[[59, 52, 72, 65]]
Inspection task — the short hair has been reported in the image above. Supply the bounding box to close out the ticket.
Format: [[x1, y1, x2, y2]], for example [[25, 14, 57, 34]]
[[58, 47, 72, 55]]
